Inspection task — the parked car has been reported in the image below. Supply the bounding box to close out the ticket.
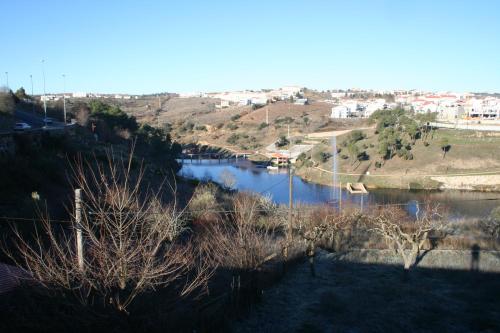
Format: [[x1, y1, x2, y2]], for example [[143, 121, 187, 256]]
[[13, 122, 32, 131], [43, 117, 54, 125]]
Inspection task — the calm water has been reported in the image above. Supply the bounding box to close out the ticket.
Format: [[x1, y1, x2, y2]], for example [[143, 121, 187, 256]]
[[179, 159, 500, 219]]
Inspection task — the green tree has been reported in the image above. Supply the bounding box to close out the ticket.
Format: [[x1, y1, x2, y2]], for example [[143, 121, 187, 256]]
[[0, 91, 15, 115], [303, 116, 310, 127], [378, 140, 389, 162], [347, 142, 360, 165], [89, 100, 138, 132], [15, 87, 28, 100], [276, 135, 290, 148], [405, 121, 419, 144], [439, 137, 450, 159], [378, 127, 401, 159], [136, 124, 181, 172]]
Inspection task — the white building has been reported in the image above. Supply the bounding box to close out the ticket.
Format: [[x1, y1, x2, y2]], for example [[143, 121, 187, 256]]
[[72, 92, 89, 98], [464, 98, 500, 119], [331, 105, 352, 118], [294, 98, 308, 105], [40, 95, 60, 102]]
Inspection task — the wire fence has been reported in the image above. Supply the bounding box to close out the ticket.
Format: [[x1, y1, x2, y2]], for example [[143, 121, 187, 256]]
[[0, 197, 499, 224]]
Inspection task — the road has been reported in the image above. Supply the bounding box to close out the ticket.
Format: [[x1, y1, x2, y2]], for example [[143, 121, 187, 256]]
[[430, 121, 500, 132], [0, 110, 68, 135], [15, 109, 65, 129]]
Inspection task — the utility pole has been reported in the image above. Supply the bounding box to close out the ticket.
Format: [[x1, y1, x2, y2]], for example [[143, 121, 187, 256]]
[[75, 189, 84, 271], [266, 107, 269, 125], [41, 59, 47, 119], [4, 72, 8, 89], [285, 162, 294, 262], [30, 74, 35, 114], [158, 94, 161, 110], [62, 74, 67, 124], [339, 181, 342, 212]]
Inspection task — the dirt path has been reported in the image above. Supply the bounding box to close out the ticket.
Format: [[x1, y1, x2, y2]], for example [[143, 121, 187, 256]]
[[306, 127, 372, 139]]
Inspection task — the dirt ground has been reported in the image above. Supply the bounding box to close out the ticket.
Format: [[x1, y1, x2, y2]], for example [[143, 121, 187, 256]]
[[232, 250, 500, 333]]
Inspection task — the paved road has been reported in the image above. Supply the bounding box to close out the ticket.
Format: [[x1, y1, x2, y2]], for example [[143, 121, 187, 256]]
[[15, 109, 65, 128]]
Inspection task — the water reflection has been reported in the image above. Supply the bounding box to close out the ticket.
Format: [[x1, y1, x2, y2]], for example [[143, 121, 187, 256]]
[[179, 159, 500, 219]]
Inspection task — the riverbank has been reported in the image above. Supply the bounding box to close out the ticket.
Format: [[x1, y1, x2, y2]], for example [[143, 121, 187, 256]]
[[291, 127, 500, 192], [294, 164, 500, 191]]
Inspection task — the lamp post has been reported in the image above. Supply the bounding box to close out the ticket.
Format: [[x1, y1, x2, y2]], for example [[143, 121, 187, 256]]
[[62, 74, 67, 124], [30, 74, 35, 114], [42, 59, 47, 120]]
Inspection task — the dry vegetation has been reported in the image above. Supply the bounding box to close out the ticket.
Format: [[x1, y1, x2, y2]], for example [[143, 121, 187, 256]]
[[2, 149, 499, 331]]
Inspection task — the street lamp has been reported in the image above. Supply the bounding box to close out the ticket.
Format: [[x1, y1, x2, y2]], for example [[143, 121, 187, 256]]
[[62, 74, 67, 124], [41, 59, 47, 120], [30, 74, 35, 114]]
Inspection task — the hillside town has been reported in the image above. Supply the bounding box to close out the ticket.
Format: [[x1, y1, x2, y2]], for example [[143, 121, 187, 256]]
[[330, 90, 500, 121], [35, 85, 500, 124]]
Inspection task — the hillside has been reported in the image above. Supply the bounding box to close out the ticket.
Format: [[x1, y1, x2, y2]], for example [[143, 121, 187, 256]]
[[295, 128, 500, 191]]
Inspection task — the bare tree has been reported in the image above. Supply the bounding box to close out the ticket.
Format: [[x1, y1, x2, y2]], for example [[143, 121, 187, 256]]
[[482, 206, 500, 241], [198, 193, 281, 271], [5, 152, 213, 313], [73, 102, 90, 126], [219, 169, 236, 190], [368, 204, 447, 271]]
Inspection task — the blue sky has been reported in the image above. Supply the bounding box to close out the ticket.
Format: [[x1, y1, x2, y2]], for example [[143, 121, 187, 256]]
[[1, 0, 499, 94]]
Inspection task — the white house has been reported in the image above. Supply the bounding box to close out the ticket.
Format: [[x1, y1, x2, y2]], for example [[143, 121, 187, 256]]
[[294, 98, 308, 105], [331, 105, 351, 118], [40, 95, 60, 102], [72, 92, 89, 98]]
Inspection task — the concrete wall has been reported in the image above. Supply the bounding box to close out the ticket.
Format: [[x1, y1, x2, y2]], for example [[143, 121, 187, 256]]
[[329, 249, 500, 272]]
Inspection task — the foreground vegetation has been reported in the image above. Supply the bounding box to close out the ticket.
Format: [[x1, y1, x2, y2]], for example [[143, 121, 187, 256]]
[[1, 146, 499, 331]]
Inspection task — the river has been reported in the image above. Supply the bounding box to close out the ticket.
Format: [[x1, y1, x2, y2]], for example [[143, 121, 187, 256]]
[[179, 159, 500, 219]]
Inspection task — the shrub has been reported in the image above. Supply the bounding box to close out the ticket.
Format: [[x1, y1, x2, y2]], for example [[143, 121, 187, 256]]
[[227, 134, 240, 144], [198, 193, 283, 271], [276, 135, 289, 147], [274, 116, 293, 125], [258, 122, 268, 130], [226, 123, 238, 130], [0, 91, 16, 115], [230, 114, 241, 121], [219, 169, 237, 189], [6, 152, 212, 313], [195, 125, 207, 131], [188, 183, 220, 221], [313, 151, 332, 163], [347, 130, 366, 143], [179, 121, 195, 133], [481, 206, 500, 240]]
